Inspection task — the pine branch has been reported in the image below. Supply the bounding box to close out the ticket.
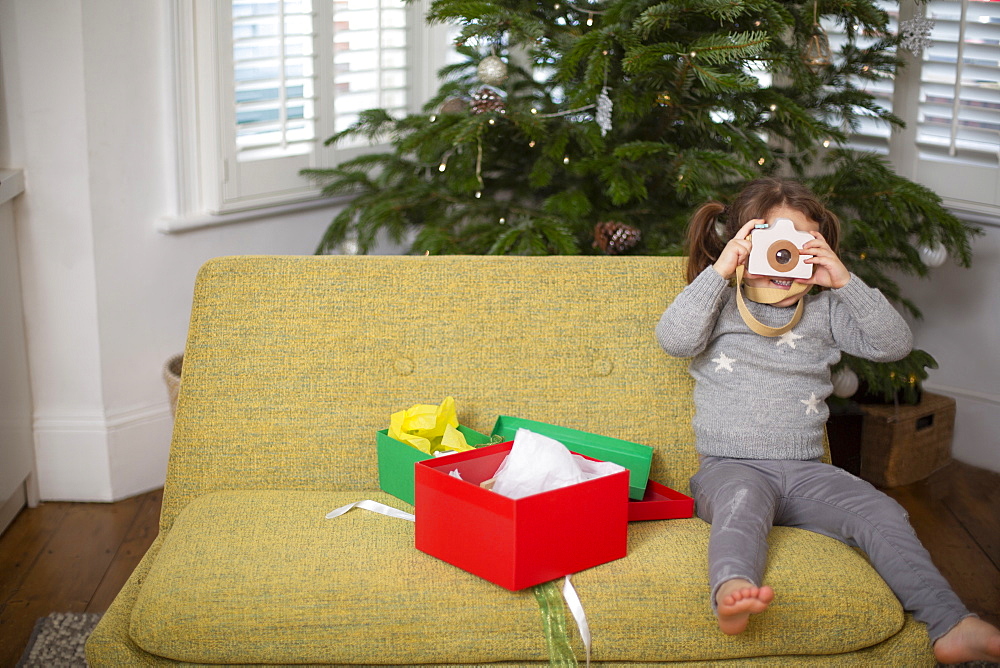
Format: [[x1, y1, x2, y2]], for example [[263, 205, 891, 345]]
[[841, 350, 938, 404], [487, 217, 581, 255], [306, 0, 980, 342]]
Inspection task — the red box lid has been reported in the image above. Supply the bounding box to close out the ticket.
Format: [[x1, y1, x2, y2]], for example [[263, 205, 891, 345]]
[[414, 441, 629, 590], [628, 480, 694, 521]]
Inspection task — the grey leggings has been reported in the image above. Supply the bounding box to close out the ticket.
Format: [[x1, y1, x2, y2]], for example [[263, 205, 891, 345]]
[[689, 456, 972, 642]]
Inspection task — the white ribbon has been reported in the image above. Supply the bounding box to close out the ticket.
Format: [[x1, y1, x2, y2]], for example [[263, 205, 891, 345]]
[[562, 575, 591, 667], [325, 500, 591, 666], [325, 499, 415, 522]]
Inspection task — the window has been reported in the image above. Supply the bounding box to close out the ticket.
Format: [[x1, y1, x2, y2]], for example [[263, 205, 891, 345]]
[[827, 0, 1000, 219], [915, 0, 999, 168], [907, 0, 1000, 218], [231, 1, 318, 163], [166, 0, 452, 224]]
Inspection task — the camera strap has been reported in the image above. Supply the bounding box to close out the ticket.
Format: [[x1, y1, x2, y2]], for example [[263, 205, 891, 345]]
[[735, 265, 809, 337]]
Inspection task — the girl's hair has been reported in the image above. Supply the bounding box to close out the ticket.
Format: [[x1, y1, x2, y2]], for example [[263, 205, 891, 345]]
[[684, 177, 841, 283]]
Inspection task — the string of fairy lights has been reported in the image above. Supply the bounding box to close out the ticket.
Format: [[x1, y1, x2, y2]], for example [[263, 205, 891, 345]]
[[430, 0, 939, 236]]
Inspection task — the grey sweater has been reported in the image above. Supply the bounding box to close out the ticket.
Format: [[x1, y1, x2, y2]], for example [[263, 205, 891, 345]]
[[656, 267, 913, 460]]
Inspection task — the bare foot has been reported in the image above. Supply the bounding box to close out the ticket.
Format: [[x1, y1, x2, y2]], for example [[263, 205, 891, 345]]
[[933, 616, 1000, 665], [715, 579, 775, 635]]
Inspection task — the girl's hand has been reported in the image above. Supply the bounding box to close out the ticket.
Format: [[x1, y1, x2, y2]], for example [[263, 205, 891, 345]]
[[801, 231, 851, 289], [713, 220, 759, 280]]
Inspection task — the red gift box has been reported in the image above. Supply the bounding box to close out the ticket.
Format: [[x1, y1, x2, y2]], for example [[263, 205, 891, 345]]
[[414, 441, 629, 590], [628, 480, 694, 521]]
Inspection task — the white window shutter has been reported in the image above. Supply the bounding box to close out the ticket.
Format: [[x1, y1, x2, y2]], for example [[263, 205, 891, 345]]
[[168, 0, 450, 222], [917, 0, 1000, 166], [331, 0, 410, 146], [231, 1, 318, 162], [821, 3, 899, 155], [823, 0, 999, 214], [216, 0, 323, 212], [914, 0, 1000, 212]]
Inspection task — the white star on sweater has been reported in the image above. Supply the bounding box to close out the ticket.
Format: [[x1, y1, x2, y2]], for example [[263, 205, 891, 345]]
[[801, 392, 821, 415], [777, 330, 803, 349], [712, 352, 735, 372]]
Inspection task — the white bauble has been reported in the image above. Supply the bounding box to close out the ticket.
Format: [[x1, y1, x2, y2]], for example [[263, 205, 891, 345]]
[[919, 242, 948, 268], [477, 55, 508, 86], [832, 367, 860, 398]]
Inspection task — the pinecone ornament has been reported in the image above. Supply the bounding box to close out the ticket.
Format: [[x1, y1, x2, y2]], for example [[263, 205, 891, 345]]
[[593, 221, 641, 254], [470, 87, 505, 114]]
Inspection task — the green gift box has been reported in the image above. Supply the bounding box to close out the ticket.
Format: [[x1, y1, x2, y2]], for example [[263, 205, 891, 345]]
[[490, 415, 653, 500], [377, 425, 492, 505]]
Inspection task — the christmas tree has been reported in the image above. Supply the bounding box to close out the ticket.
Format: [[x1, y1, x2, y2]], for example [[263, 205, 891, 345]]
[[302, 0, 980, 403]]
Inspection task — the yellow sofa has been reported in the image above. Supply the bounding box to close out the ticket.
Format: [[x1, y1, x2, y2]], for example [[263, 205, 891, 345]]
[[86, 255, 935, 666]]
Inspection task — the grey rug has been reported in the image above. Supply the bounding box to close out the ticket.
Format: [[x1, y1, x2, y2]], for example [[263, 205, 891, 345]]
[[17, 612, 100, 667]]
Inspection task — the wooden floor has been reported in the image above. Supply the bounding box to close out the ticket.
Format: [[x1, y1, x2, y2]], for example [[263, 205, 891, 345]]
[[0, 487, 162, 666], [0, 461, 998, 666]]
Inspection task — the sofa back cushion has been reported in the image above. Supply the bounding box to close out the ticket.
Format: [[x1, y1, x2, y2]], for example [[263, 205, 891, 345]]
[[162, 255, 696, 530]]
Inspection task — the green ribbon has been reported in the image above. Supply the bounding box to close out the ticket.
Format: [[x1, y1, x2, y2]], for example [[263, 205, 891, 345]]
[[533, 580, 578, 667], [483, 434, 507, 447]]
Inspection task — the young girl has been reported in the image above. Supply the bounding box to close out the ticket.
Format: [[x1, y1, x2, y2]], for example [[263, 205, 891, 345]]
[[656, 177, 1000, 664]]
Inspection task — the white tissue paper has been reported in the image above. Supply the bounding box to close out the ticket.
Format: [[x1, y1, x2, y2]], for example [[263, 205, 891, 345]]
[[490, 428, 625, 499]]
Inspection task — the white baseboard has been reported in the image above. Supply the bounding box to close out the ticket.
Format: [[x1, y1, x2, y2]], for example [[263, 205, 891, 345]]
[[33, 413, 114, 501], [0, 482, 27, 535], [34, 403, 173, 502], [108, 404, 173, 499]]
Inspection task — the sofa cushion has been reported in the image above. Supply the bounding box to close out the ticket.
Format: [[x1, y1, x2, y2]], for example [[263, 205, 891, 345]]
[[130, 490, 905, 665]]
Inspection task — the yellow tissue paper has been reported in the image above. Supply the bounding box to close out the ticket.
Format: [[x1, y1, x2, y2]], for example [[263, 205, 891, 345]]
[[388, 397, 474, 455]]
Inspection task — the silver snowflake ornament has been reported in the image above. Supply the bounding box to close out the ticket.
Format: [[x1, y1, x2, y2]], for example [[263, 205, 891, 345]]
[[899, 16, 935, 56]]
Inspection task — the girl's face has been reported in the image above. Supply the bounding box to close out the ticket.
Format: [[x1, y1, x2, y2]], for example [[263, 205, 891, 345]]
[[744, 205, 820, 308]]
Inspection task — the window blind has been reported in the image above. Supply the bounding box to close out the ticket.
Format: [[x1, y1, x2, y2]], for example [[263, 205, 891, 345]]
[[918, 0, 1000, 167], [168, 0, 454, 222], [232, 0, 317, 162], [332, 0, 410, 147], [820, 0, 999, 211], [229, 0, 411, 159], [821, 4, 898, 154]]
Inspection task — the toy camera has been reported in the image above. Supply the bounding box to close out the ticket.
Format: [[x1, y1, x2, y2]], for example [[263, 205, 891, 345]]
[[747, 218, 814, 279]]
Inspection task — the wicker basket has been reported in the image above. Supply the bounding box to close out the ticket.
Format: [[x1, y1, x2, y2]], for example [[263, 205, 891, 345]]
[[859, 392, 955, 488], [162, 353, 184, 417]]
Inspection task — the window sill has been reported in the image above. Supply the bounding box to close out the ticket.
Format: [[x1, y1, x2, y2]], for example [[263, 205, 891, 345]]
[[157, 195, 348, 234], [944, 199, 1000, 229], [155, 191, 997, 236]]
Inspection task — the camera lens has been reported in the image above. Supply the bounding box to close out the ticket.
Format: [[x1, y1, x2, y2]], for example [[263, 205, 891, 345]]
[[765, 239, 801, 273]]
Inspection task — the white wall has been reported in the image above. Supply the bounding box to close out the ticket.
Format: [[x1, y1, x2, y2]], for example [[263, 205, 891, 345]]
[[896, 220, 1000, 473], [0, 1, 996, 503], [1, 0, 341, 501]]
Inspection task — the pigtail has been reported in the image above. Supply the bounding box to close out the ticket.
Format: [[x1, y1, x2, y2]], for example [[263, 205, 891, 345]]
[[821, 208, 841, 256], [684, 201, 727, 283]]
